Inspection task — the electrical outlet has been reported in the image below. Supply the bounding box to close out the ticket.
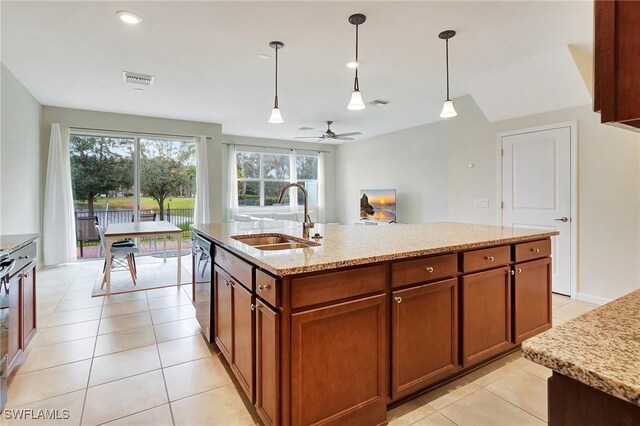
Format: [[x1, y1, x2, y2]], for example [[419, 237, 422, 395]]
[[473, 198, 489, 208]]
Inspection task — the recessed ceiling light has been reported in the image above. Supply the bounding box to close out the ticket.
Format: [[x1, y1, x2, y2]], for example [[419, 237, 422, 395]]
[[345, 60, 360, 69], [258, 54, 271, 60], [116, 10, 142, 25], [133, 88, 145, 92]]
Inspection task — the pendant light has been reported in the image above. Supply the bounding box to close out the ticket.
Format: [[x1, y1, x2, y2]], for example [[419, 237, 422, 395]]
[[268, 41, 285, 124], [439, 30, 457, 118], [347, 14, 366, 111]]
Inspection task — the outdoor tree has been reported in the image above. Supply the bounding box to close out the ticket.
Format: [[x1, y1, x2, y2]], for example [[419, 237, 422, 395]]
[[70, 135, 133, 216], [140, 140, 194, 219]]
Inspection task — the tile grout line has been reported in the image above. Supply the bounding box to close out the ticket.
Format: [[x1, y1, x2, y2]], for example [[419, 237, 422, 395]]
[[480, 368, 548, 423], [78, 292, 106, 426]]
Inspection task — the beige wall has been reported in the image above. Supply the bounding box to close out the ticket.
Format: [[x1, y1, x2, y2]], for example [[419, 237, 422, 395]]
[[41, 106, 224, 222], [336, 122, 449, 224], [222, 134, 338, 222], [1, 64, 42, 235], [336, 95, 640, 302]]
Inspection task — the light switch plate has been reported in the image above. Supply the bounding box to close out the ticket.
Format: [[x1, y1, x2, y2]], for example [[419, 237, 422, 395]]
[[473, 198, 489, 208]]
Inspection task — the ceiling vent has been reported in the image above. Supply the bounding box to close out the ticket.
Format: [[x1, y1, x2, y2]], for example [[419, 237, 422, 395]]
[[297, 126, 315, 132], [122, 71, 155, 86], [366, 99, 390, 107]]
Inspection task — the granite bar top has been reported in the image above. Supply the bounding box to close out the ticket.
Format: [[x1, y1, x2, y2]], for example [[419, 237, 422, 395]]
[[0, 233, 39, 254], [191, 221, 557, 277], [522, 289, 640, 406]]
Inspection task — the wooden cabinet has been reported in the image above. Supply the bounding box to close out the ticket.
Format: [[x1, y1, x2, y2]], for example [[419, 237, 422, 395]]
[[461, 266, 512, 368], [391, 278, 458, 400], [213, 267, 233, 362], [594, 0, 640, 130], [512, 258, 552, 344], [291, 294, 387, 426], [21, 265, 36, 349], [231, 281, 254, 402], [7, 274, 21, 373], [255, 301, 279, 426]]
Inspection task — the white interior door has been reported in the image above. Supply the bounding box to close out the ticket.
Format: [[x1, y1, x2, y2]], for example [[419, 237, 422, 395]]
[[502, 126, 572, 295]]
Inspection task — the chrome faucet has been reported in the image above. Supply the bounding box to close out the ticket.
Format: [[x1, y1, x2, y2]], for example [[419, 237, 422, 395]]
[[278, 183, 315, 239]]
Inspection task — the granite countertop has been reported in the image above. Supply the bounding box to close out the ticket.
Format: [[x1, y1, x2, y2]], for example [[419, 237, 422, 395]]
[[191, 221, 557, 276], [0, 233, 39, 254], [522, 289, 640, 406]]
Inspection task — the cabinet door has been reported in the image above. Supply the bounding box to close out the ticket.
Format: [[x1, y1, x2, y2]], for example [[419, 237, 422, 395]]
[[7, 275, 21, 373], [21, 265, 36, 348], [213, 267, 232, 362], [513, 257, 552, 344], [291, 294, 387, 426], [255, 301, 279, 426], [391, 278, 458, 400], [462, 266, 512, 368], [231, 281, 254, 402]]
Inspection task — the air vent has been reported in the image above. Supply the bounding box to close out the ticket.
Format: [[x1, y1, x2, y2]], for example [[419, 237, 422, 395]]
[[367, 99, 390, 107], [122, 71, 155, 86], [297, 127, 315, 132]]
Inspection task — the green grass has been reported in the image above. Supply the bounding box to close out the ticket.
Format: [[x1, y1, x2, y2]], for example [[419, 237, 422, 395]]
[[75, 196, 195, 210]]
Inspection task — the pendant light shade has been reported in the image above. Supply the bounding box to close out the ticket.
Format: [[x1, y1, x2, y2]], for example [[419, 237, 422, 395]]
[[439, 30, 457, 118], [268, 41, 285, 124], [347, 14, 366, 111]]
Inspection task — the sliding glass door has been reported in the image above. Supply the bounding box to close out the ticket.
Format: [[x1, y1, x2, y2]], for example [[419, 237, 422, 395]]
[[70, 132, 196, 258]]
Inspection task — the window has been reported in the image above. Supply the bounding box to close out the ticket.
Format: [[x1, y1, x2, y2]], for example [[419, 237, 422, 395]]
[[236, 151, 319, 208]]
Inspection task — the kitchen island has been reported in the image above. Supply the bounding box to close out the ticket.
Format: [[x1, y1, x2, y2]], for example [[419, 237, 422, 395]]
[[522, 289, 640, 426], [192, 221, 557, 426]]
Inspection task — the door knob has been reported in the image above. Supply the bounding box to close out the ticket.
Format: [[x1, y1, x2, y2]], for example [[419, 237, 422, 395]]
[[554, 217, 569, 223]]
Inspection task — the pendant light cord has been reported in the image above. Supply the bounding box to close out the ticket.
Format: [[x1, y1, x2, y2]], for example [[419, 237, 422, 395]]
[[445, 38, 450, 101], [354, 23, 360, 91], [274, 46, 279, 108]]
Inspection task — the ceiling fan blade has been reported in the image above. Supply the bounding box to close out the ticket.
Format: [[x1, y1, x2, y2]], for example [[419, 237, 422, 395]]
[[334, 132, 362, 137], [336, 137, 355, 141], [294, 136, 324, 139]]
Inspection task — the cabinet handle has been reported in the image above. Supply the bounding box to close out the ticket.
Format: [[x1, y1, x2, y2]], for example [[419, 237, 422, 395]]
[[19, 255, 29, 260], [530, 248, 540, 254], [394, 296, 402, 304], [516, 268, 522, 273], [258, 284, 270, 291], [224, 280, 230, 287], [23, 272, 29, 278], [485, 256, 495, 261], [425, 266, 434, 273], [511, 270, 515, 276], [250, 304, 256, 311]]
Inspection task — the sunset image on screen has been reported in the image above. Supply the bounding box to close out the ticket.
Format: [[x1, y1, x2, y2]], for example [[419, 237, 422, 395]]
[[360, 189, 396, 222]]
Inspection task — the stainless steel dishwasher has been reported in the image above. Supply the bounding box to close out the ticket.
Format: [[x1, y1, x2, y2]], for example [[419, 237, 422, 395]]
[[191, 234, 212, 342]]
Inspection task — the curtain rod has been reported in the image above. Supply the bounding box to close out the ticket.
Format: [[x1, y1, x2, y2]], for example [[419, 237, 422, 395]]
[[222, 142, 330, 154], [69, 127, 212, 140]]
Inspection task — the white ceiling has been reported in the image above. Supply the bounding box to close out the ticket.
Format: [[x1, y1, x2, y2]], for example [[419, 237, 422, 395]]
[[1, 1, 593, 143]]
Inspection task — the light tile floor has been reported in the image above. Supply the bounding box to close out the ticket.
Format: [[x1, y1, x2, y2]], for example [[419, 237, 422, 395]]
[[1, 262, 598, 426]]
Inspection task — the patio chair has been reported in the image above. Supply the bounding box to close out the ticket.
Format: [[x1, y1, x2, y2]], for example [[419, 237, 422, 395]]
[[132, 213, 158, 252], [76, 216, 100, 257], [96, 224, 139, 289]]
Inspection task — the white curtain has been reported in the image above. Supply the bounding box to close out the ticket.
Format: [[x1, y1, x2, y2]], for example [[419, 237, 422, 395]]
[[43, 124, 77, 265], [317, 152, 326, 223], [193, 135, 210, 224], [227, 145, 239, 220], [289, 149, 299, 212]]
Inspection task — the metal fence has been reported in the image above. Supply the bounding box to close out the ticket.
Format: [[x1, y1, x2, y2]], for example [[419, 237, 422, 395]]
[[75, 208, 194, 238]]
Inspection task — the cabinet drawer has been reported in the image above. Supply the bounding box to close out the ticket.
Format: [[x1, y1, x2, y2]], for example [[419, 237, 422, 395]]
[[392, 254, 457, 288], [256, 269, 279, 308], [291, 265, 386, 310], [462, 246, 510, 273], [514, 239, 551, 263], [10, 242, 36, 278], [214, 246, 253, 290]]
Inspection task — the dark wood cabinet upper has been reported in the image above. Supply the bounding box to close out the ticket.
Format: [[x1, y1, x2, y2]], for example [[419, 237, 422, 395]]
[[391, 278, 459, 400], [594, 0, 640, 130]]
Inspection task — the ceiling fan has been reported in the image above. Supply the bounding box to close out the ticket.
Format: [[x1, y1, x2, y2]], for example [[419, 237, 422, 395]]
[[295, 121, 362, 141]]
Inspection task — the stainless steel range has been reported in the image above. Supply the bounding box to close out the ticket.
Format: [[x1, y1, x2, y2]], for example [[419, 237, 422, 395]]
[[0, 250, 13, 411]]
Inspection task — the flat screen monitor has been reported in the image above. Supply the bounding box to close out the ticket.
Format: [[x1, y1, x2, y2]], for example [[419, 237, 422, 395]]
[[360, 189, 396, 222]]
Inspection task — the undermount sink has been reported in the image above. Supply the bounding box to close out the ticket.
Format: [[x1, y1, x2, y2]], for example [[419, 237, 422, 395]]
[[231, 233, 320, 251]]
